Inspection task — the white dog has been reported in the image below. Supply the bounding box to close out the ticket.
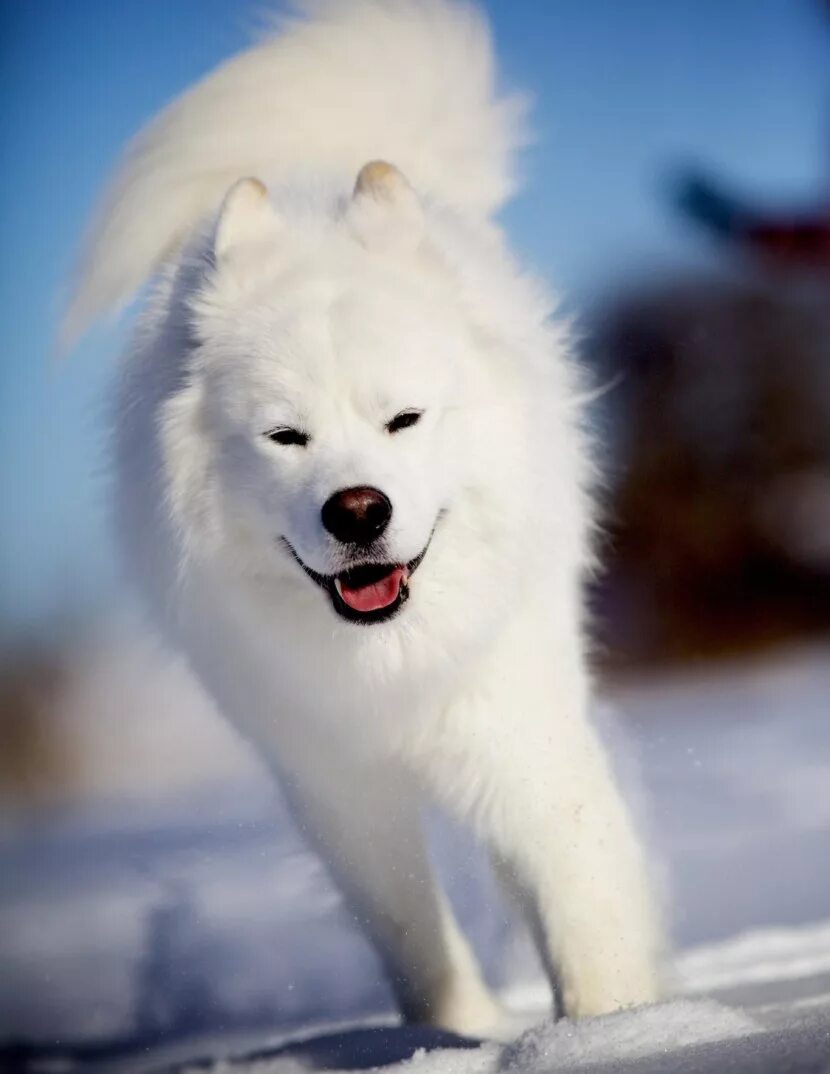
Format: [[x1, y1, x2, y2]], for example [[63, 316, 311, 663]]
[[67, 0, 661, 1036]]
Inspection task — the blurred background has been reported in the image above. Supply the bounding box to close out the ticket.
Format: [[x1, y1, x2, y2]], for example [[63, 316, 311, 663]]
[[1, 0, 829, 1067]]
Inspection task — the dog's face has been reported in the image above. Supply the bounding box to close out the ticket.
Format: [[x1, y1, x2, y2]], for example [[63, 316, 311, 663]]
[[180, 167, 495, 626]]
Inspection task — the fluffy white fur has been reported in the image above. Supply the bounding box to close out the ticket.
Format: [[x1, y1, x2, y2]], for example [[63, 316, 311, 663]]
[[70, 0, 662, 1036]]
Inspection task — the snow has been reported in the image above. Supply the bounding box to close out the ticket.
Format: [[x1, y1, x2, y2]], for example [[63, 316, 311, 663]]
[[171, 993, 829, 1074], [676, 922, 830, 995], [1, 630, 829, 1071], [500, 1001, 760, 1067]]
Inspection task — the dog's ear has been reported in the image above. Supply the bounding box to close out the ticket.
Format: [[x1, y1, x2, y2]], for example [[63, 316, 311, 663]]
[[213, 178, 281, 263], [348, 161, 423, 253]]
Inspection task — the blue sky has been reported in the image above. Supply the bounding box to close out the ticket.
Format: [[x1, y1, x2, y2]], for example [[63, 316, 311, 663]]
[[0, 0, 827, 635]]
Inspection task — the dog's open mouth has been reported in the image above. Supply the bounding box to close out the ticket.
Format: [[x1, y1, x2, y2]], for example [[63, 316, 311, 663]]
[[282, 537, 433, 625], [329, 561, 412, 622], [333, 562, 408, 617]]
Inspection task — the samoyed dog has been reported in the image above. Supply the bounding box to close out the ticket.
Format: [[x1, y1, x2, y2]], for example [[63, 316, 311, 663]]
[[66, 0, 661, 1036]]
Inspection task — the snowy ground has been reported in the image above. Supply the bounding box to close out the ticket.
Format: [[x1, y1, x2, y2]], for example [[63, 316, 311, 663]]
[[1, 631, 829, 1071]]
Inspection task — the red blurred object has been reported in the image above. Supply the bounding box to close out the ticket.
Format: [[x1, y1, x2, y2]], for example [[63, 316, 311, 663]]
[[746, 215, 830, 268]]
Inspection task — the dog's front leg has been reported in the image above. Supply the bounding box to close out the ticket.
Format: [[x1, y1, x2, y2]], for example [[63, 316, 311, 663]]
[[274, 737, 504, 1036], [413, 621, 663, 1019], [486, 714, 663, 1019]]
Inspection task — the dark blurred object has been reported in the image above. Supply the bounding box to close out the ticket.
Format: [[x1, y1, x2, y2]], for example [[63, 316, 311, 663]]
[[592, 276, 830, 669], [0, 647, 74, 807], [673, 170, 830, 272]]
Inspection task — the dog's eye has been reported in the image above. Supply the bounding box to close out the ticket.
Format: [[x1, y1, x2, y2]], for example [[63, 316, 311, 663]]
[[386, 410, 423, 435], [266, 427, 309, 447]]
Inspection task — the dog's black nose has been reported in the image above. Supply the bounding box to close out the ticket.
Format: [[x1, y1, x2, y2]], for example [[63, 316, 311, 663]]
[[321, 486, 392, 545]]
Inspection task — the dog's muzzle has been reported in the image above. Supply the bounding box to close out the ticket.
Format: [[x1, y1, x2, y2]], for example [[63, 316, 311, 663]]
[[281, 528, 436, 625]]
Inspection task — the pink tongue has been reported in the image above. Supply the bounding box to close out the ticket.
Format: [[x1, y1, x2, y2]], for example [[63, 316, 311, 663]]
[[339, 567, 405, 613]]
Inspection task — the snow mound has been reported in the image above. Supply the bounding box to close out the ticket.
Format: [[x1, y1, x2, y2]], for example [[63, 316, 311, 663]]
[[499, 1000, 760, 1070]]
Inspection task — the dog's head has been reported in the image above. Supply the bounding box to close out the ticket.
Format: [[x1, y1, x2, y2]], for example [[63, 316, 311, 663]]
[[163, 163, 528, 628]]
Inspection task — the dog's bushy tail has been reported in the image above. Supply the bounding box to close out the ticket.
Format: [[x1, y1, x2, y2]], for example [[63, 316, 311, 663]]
[[63, 0, 527, 347]]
